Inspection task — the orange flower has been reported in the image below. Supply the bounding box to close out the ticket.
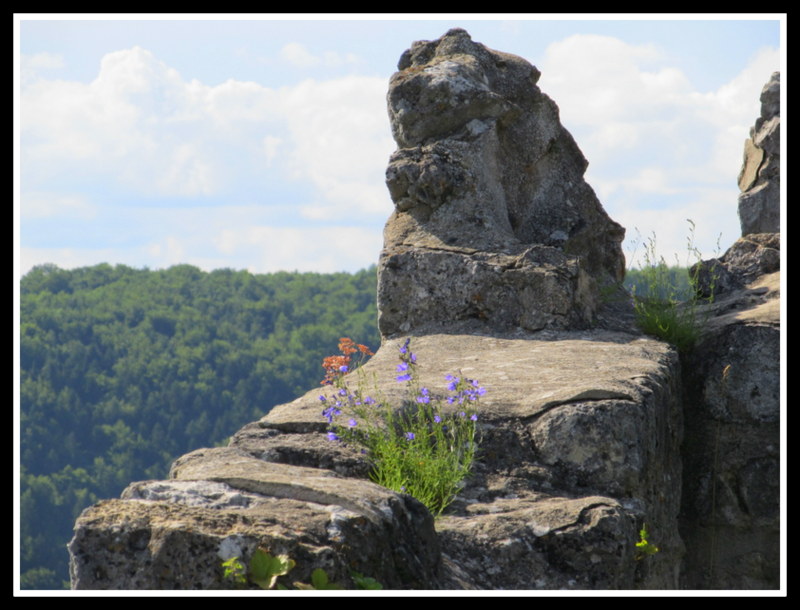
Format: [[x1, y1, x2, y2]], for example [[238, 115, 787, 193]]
[[321, 354, 351, 385], [338, 337, 357, 355], [321, 338, 373, 385]]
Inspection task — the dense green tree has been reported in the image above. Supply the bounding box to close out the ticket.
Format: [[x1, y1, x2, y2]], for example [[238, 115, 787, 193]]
[[19, 263, 380, 589], [624, 265, 695, 301]]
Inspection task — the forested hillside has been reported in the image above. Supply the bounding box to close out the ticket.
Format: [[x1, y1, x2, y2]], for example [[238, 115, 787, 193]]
[[19, 263, 380, 589]]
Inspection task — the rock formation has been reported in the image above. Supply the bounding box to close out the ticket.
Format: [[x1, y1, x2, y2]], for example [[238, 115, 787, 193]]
[[677, 72, 781, 589], [67, 33, 780, 591], [378, 28, 625, 338], [737, 72, 780, 236], [693, 71, 780, 300], [70, 332, 685, 590]]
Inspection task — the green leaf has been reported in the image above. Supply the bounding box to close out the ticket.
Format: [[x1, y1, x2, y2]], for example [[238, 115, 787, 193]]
[[295, 568, 344, 590], [635, 524, 660, 559], [249, 548, 295, 589], [352, 571, 383, 590], [221, 557, 247, 586]]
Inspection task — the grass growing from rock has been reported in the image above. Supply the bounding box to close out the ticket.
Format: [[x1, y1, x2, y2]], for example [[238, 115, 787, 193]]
[[627, 220, 718, 354]]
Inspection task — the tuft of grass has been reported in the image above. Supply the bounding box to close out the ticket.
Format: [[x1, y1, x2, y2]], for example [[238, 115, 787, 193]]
[[627, 220, 718, 354]]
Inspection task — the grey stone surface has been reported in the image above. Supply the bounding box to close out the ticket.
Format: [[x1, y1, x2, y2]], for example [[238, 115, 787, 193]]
[[676, 72, 782, 591], [68, 330, 685, 590], [378, 28, 625, 339], [738, 72, 780, 236], [678, 270, 780, 589], [260, 331, 684, 589], [70, 447, 440, 590], [693, 233, 780, 298]]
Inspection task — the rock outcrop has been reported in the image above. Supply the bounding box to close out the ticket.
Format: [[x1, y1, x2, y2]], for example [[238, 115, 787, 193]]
[[678, 272, 780, 589], [70, 332, 685, 590], [737, 72, 780, 236], [67, 34, 780, 592], [69, 449, 441, 589], [677, 72, 781, 590], [378, 28, 625, 339]]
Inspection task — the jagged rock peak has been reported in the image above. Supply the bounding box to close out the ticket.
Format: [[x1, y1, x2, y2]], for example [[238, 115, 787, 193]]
[[738, 72, 780, 236], [378, 29, 626, 338]]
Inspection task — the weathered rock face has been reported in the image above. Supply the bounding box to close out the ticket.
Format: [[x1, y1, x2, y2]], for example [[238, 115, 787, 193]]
[[378, 28, 625, 339], [693, 233, 779, 298], [69, 331, 685, 590], [69, 447, 441, 590], [677, 72, 781, 590], [678, 273, 780, 589], [738, 72, 780, 236]]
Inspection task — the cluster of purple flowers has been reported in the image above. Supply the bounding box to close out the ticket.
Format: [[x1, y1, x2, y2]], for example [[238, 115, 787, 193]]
[[320, 395, 342, 424], [396, 338, 417, 382], [320, 387, 378, 429], [444, 374, 487, 405], [318, 338, 485, 515], [321, 338, 485, 443]]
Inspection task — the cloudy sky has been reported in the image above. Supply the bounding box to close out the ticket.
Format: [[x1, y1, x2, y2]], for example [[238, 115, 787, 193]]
[[15, 14, 784, 277]]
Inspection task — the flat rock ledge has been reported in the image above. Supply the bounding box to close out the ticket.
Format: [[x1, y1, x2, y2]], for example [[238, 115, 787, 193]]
[[70, 330, 683, 590]]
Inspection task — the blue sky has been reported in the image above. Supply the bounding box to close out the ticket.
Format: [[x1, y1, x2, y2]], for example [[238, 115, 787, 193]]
[[15, 14, 784, 277]]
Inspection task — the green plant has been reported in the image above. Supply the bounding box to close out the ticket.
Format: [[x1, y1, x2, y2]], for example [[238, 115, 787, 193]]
[[635, 523, 660, 560], [320, 338, 483, 517], [627, 219, 717, 353], [294, 568, 344, 590], [221, 549, 381, 590], [351, 571, 383, 590], [221, 556, 247, 587], [222, 548, 295, 590]]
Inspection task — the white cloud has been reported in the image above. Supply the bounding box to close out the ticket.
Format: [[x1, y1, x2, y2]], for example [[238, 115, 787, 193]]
[[619, 192, 735, 270], [279, 42, 362, 69], [280, 42, 320, 68], [20, 201, 385, 276], [20, 246, 130, 276], [694, 46, 781, 179], [537, 34, 779, 265], [278, 76, 395, 216], [145, 235, 185, 266], [21, 46, 391, 218], [212, 225, 382, 273], [22, 51, 65, 71], [21, 192, 96, 220], [540, 35, 680, 126], [20, 51, 65, 86], [262, 135, 282, 166]]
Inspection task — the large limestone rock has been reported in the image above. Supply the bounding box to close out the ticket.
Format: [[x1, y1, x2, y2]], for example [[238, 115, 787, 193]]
[[69, 447, 440, 589], [693, 233, 779, 298], [69, 331, 685, 590], [378, 28, 625, 338], [738, 72, 780, 236]]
